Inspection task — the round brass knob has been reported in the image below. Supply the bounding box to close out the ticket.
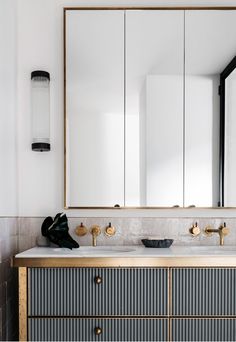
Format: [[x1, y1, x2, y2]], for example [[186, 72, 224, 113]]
[[189, 222, 201, 236], [95, 327, 102, 336], [95, 276, 102, 284]]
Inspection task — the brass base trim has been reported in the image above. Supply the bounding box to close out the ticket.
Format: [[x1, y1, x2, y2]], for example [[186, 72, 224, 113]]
[[13, 257, 236, 268]]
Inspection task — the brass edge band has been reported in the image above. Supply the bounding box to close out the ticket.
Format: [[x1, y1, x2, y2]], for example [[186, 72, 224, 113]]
[[13, 257, 236, 268], [64, 7, 236, 10], [27, 315, 236, 319], [19, 267, 27, 342]]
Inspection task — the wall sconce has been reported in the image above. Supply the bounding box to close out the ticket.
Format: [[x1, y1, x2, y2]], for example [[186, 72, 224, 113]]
[[31, 70, 50, 151]]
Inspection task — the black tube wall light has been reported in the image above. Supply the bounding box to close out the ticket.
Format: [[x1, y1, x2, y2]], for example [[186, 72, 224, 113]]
[[31, 70, 50, 151]]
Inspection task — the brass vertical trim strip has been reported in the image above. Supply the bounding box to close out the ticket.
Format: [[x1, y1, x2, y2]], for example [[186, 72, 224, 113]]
[[124, 10, 126, 207], [168, 268, 172, 341], [183, 10, 186, 207], [19, 267, 27, 342]]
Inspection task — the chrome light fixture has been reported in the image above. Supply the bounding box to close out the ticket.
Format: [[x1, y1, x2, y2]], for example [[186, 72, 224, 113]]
[[31, 70, 50, 151]]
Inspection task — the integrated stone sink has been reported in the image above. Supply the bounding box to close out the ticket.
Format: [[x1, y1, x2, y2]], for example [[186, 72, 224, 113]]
[[52, 246, 136, 254]]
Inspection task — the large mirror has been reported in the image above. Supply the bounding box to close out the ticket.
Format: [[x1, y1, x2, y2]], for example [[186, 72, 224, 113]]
[[64, 8, 236, 208]]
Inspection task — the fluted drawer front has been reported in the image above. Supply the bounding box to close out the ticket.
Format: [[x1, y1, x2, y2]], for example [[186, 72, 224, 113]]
[[28, 318, 168, 341], [172, 319, 236, 341], [172, 268, 236, 315], [29, 268, 168, 316]]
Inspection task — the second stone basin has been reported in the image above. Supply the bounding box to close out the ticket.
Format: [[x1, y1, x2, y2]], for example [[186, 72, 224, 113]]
[[173, 245, 236, 256]]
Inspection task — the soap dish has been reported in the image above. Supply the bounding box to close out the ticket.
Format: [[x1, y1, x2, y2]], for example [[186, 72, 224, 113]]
[[141, 239, 173, 248]]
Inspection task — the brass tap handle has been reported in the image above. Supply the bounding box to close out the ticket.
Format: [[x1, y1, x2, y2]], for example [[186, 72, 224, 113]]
[[105, 222, 116, 237], [75, 222, 88, 236], [95, 276, 102, 285], [95, 327, 102, 336], [189, 222, 201, 236]]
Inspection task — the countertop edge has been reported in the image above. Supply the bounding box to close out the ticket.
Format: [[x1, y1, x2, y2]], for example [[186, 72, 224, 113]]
[[12, 256, 236, 268]]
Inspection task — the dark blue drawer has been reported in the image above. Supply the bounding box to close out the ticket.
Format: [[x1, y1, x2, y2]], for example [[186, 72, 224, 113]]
[[172, 318, 236, 341], [172, 268, 236, 316], [28, 318, 168, 341], [29, 268, 168, 316]]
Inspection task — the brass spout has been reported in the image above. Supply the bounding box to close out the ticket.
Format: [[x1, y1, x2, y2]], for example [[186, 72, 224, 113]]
[[90, 225, 101, 247]]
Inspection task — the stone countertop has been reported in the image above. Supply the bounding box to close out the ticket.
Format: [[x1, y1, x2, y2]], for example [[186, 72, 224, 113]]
[[13, 245, 236, 267]]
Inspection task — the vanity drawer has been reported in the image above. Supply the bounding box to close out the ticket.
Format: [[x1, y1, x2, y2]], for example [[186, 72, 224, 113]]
[[172, 268, 236, 316], [28, 318, 168, 341], [171, 318, 236, 341], [28, 268, 168, 316]]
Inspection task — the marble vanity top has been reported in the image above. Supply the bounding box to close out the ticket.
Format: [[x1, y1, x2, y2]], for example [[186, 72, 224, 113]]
[[13, 245, 236, 268], [14, 245, 236, 258]]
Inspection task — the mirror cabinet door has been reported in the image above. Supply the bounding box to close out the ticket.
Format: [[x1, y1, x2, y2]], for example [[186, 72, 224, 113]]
[[185, 10, 236, 207], [65, 10, 125, 207], [125, 10, 184, 207]]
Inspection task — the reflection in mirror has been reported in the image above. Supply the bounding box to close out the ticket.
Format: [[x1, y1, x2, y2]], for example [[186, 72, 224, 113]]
[[221, 57, 236, 206], [125, 10, 184, 207], [185, 10, 236, 207]]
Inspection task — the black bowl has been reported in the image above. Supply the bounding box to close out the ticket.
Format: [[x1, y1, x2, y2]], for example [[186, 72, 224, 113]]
[[141, 239, 173, 248]]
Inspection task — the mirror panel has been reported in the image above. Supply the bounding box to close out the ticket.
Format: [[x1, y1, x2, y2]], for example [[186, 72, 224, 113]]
[[65, 10, 125, 207], [185, 10, 236, 207], [125, 10, 184, 207], [224, 63, 236, 206]]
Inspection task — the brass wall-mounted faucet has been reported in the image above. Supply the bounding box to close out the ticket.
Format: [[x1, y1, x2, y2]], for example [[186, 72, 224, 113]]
[[75, 222, 116, 247], [205, 222, 229, 246]]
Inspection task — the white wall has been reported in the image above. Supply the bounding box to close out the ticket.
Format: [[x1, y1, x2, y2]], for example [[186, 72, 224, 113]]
[[15, 0, 236, 217], [0, 0, 17, 216]]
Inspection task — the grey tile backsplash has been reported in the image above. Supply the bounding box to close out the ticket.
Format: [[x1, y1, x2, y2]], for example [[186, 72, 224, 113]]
[[0, 218, 18, 341], [18, 217, 236, 251]]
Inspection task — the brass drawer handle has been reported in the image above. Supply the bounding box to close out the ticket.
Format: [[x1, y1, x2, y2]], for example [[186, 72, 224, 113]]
[[95, 327, 102, 335], [95, 276, 102, 284]]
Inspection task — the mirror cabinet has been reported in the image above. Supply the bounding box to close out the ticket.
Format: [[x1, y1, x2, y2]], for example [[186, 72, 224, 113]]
[[64, 8, 236, 208]]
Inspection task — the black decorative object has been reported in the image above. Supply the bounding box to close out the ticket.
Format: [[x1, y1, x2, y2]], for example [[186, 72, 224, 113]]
[[41, 213, 79, 249], [141, 239, 173, 248]]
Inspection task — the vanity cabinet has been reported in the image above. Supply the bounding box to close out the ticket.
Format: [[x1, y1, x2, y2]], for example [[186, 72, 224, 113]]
[[19, 266, 236, 341]]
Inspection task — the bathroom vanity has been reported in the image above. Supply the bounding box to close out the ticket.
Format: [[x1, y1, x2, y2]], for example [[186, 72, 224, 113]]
[[14, 246, 236, 341]]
